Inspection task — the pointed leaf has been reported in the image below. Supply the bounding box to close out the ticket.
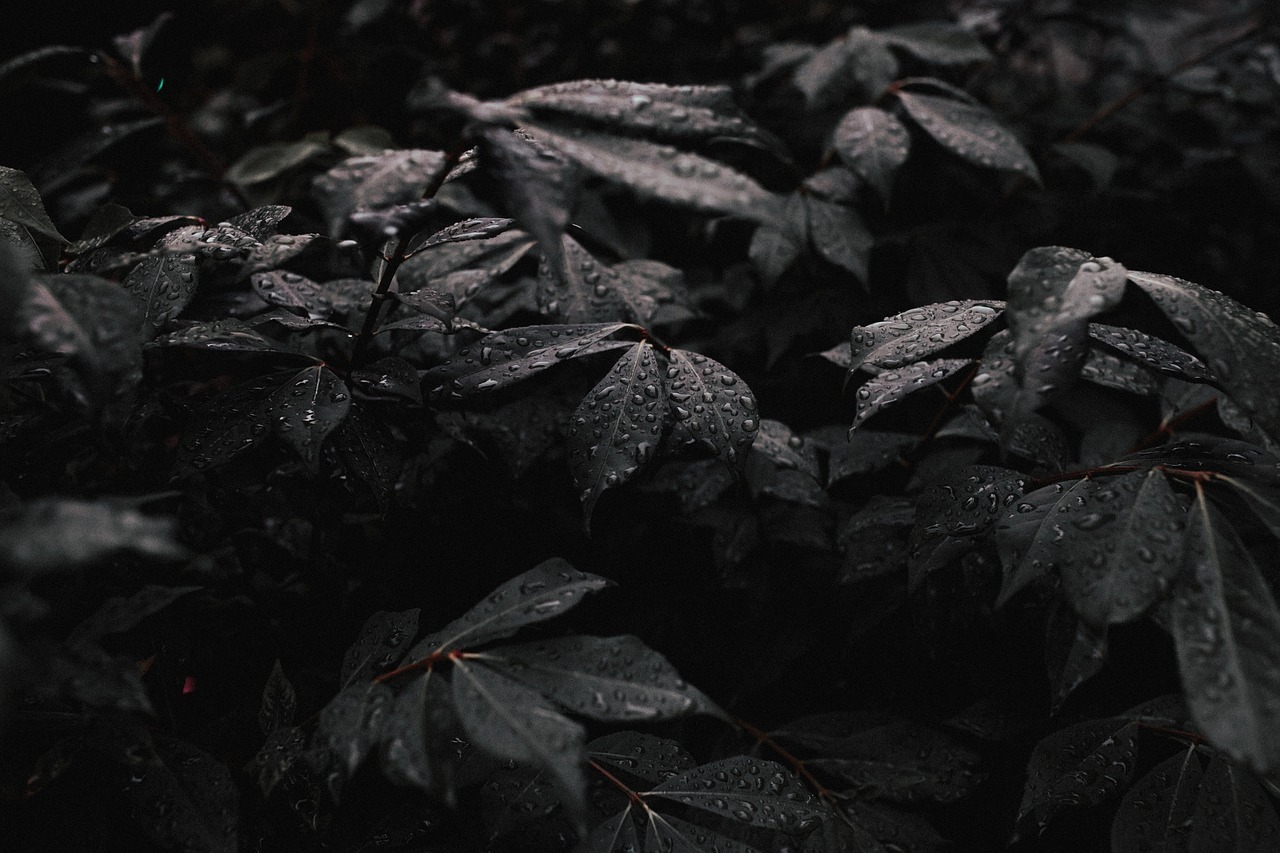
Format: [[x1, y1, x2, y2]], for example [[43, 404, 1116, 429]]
[[425, 322, 629, 399], [0, 165, 67, 244], [331, 402, 401, 509], [749, 192, 805, 286], [478, 126, 577, 264], [643, 812, 761, 853], [579, 809, 643, 853], [828, 430, 915, 484], [1006, 249, 1126, 358], [225, 134, 330, 186], [833, 107, 910, 199], [665, 348, 760, 467], [1080, 348, 1162, 396], [852, 358, 972, 429], [589, 732, 696, 786], [121, 736, 238, 853], [258, 659, 297, 735], [1187, 755, 1280, 852], [1128, 270, 1280, 444], [793, 27, 897, 108], [568, 342, 668, 525], [150, 318, 289, 355], [227, 205, 292, 240], [311, 149, 448, 237], [381, 672, 458, 799], [805, 197, 871, 282], [1016, 718, 1141, 836], [647, 756, 826, 834], [881, 22, 991, 65], [848, 300, 1003, 373], [310, 682, 395, 799], [123, 251, 200, 337], [911, 465, 1026, 588], [1088, 323, 1214, 384], [479, 634, 723, 722], [341, 608, 420, 686], [1111, 746, 1204, 853], [896, 89, 1040, 183], [1171, 492, 1280, 775], [1045, 607, 1109, 714], [539, 234, 665, 323], [452, 658, 588, 825], [272, 364, 351, 469], [523, 124, 783, 223], [68, 584, 202, 649], [407, 558, 611, 658]]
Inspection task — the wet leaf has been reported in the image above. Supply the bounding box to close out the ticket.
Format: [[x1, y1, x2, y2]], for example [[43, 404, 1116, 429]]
[[1111, 746, 1203, 853], [647, 756, 826, 834], [665, 348, 760, 468], [851, 358, 973, 430], [1128, 270, 1280, 444], [1186, 755, 1280, 852], [121, 735, 239, 853], [1045, 609, 1109, 714], [848, 300, 1003, 373], [479, 126, 578, 264], [523, 124, 783, 223], [381, 672, 458, 799], [910, 465, 1026, 589], [0, 498, 187, 575], [479, 634, 723, 722], [226, 133, 330, 186], [349, 356, 424, 403], [588, 732, 696, 786], [452, 657, 589, 827], [793, 26, 897, 108], [895, 88, 1041, 183], [331, 402, 402, 509], [749, 193, 805, 286], [1080, 348, 1162, 396], [567, 342, 668, 526], [425, 322, 630, 399], [1171, 491, 1280, 776], [0, 165, 67, 249], [67, 584, 201, 648], [539, 234, 670, 323], [341, 608, 420, 686], [643, 812, 760, 853], [805, 196, 871, 282], [312, 148, 448, 237], [833, 107, 910, 200], [1016, 718, 1141, 837], [827, 430, 915, 484], [406, 558, 611, 658], [259, 659, 297, 735], [123, 251, 200, 337], [227, 205, 293, 241], [149, 318, 289, 354], [1087, 323, 1214, 384], [310, 682, 395, 800]]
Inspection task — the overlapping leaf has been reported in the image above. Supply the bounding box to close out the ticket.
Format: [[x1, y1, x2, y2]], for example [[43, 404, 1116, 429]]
[[1128, 269, 1280, 443], [895, 85, 1040, 182], [664, 348, 760, 467], [793, 26, 897, 108], [539, 234, 676, 323], [1185, 755, 1280, 852], [646, 756, 826, 833], [341, 608, 420, 686], [123, 252, 200, 337], [478, 127, 578, 262], [1171, 491, 1280, 775], [567, 341, 668, 525], [425, 322, 631, 399], [1110, 746, 1203, 853], [848, 300, 1003, 373], [910, 465, 1026, 589], [833, 107, 910, 199], [311, 148, 448, 237], [880, 22, 992, 65], [851, 358, 972, 430]]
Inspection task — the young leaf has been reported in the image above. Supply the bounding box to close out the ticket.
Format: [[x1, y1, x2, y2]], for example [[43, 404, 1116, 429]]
[[451, 657, 589, 826], [895, 88, 1041, 183], [1128, 270, 1280, 443], [1016, 718, 1141, 838], [664, 349, 760, 467], [522, 124, 783, 223], [848, 300, 1003, 373], [406, 558, 611, 658], [1110, 746, 1203, 853], [567, 341, 668, 525], [425, 322, 630, 400], [851, 358, 972, 430], [646, 756, 826, 834], [122, 251, 200, 338], [475, 634, 724, 722], [1171, 491, 1280, 776], [833, 107, 910, 200], [259, 659, 297, 735], [1039, 469, 1188, 629]]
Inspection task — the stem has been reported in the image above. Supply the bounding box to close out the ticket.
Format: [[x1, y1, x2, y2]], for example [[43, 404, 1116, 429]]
[[898, 362, 980, 470], [590, 759, 646, 806], [348, 142, 469, 369], [1128, 395, 1218, 454], [1062, 17, 1265, 143]]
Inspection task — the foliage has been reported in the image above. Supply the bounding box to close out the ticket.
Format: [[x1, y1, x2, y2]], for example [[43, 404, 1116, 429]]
[[3, 1, 1280, 851]]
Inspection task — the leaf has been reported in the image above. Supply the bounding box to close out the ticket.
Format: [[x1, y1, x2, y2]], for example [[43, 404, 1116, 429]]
[[647, 756, 826, 834], [112, 11, 174, 76], [1080, 348, 1162, 396], [579, 809, 643, 853], [522, 124, 783, 223], [0, 498, 187, 575], [1186, 755, 1280, 852], [1111, 746, 1204, 853], [664, 348, 760, 467], [452, 657, 589, 827], [149, 318, 288, 354], [1088, 324, 1215, 383], [332, 403, 402, 509], [643, 812, 761, 853], [506, 79, 768, 144], [381, 672, 459, 799], [848, 300, 1003, 373], [793, 27, 898, 108], [749, 419, 821, 480], [310, 682, 395, 800], [749, 192, 806, 286], [478, 126, 578, 264], [833, 107, 911, 199], [568, 341, 668, 525], [1171, 491, 1280, 775], [1032, 470, 1188, 629], [805, 197, 871, 282], [895, 88, 1041, 183], [226, 133, 330, 186], [1045, 609, 1108, 714], [477, 634, 723, 722], [67, 202, 135, 254], [340, 608, 420, 686], [588, 732, 696, 786], [880, 22, 992, 65], [910, 465, 1026, 589], [0, 165, 67, 245], [425, 322, 630, 399], [176, 366, 350, 474], [828, 430, 915, 484], [311, 148, 448, 237], [851, 358, 973, 429], [539, 234, 668, 323], [406, 558, 611, 658], [259, 659, 297, 735], [1016, 718, 1141, 837], [227, 205, 293, 240], [67, 584, 202, 649], [122, 251, 200, 337], [349, 357, 424, 403], [121, 735, 239, 853], [1128, 270, 1280, 444]]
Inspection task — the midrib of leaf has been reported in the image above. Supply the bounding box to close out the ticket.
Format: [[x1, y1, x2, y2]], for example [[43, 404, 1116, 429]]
[[588, 343, 649, 498], [452, 658, 573, 772], [1096, 471, 1157, 621]]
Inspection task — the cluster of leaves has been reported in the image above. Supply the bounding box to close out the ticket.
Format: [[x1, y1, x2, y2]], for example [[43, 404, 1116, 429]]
[[3, 2, 1280, 851]]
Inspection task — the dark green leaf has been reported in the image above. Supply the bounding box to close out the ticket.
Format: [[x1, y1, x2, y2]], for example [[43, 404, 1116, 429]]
[[226, 134, 330, 186], [312, 149, 448, 237], [910, 465, 1026, 589], [833, 107, 910, 200], [1016, 718, 1141, 837], [1111, 746, 1203, 853], [123, 251, 200, 337], [341, 608, 420, 686], [150, 318, 288, 354], [1186, 755, 1280, 852], [589, 732, 696, 786], [647, 756, 826, 834], [273, 364, 351, 469], [848, 300, 1002, 373], [895, 88, 1040, 183], [851, 358, 972, 429], [406, 558, 611, 658], [227, 205, 293, 240], [568, 341, 668, 525], [665, 348, 760, 468]]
